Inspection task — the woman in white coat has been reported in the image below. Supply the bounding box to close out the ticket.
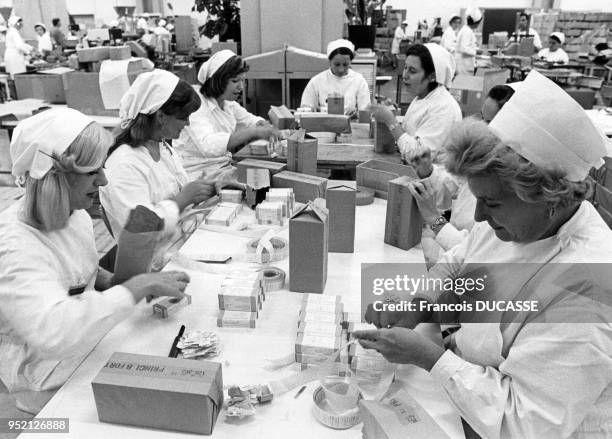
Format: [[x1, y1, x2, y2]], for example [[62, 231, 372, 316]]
[[370, 43, 462, 163], [440, 15, 461, 54], [100, 70, 216, 242], [5, 16, 32, 77], [391, 21, 408, 69], [455, 7, 482, 75], [357, 71, 612, 438], [34, 23, 53, 57], [0, 108, 190, 411], [173, 50, 279, 181]]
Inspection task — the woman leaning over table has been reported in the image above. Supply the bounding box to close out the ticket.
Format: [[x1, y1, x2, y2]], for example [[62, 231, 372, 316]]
[[0, 109, 191, 412], [173, 50, 279, 181], [370, 43, 461, 164], [99, 69, 216, 241], [355, 71, 612, 438]]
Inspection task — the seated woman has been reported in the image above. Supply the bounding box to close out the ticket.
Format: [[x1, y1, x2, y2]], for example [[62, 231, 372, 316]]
[[100, 69, 215, 241], [538, 32, 569, 64], [356, 71, 612, 438], [173, 50, 279, 181], [370, 43, 462, 163], [0, 108, 190, 410], [300, 39, 371, 118]]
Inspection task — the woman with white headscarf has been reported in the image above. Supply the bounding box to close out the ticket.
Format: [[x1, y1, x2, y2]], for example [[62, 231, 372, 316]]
[[370, 43, 461, 163], [300, 39, 371, 117], [455, 6, 482, 75], [173, 50, 279, 181], [538, 32, 569, 64], [356, 70, 612, 438], [5, 16, 32, 77], [0, 108, 190, 410], [34, 23, 53, 57], [100, 70, 215, 239]]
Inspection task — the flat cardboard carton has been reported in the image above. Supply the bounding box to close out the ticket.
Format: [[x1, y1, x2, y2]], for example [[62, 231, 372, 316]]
[[356, 159, 417, 199], [217, 310, 257, 328], [237, 159, 287, 183], [295, 333, 341, 356], [374, 122, 395, 153], [268, 105, 295, 129], [298, 113, 351, 133], [91, 352, 222, 435], [77, 46, 110, 62], [14, 69, 71, 103], [287, 132, 318, 175], [326, 181, 356, 253], [272, 171, 327, 203], [384, 176, 423, 250], [109, 45, 131, 60]]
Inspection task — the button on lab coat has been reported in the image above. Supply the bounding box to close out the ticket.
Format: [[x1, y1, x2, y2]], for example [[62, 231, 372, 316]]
[[422, 201, 612, 438], [0, 201, 134, 392]]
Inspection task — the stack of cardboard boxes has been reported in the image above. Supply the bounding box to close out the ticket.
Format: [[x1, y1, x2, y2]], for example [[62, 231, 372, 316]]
[[217, 271, 264, 328]]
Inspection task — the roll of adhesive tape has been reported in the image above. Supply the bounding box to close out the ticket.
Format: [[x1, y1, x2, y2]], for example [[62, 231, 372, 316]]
[[311, 386, 361, 430], [247, 237, 289, 263], [261, 267, 286, 292], [356, 186, 375, 206]]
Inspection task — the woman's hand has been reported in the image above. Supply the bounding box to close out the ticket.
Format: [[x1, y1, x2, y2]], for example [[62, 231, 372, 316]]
[[123, 271, 190, 303], [369, 103, 396, 126], [214, 180, 247, 195], [407, 180, 439, 224], [173, 180, 216, 211], [352, 327, 445, 371], [254, 123, 281, 140]]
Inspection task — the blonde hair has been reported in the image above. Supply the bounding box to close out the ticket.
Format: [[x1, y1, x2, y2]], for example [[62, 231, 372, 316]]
[[445, 118, 592, 208], [403, 138, 431, 163], [21, 122, 113, 231]]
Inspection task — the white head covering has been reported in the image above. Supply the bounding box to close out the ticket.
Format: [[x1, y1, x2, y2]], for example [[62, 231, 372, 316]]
[[550, 31, 565, 44], [158, 19, 167, 27], [119, 69, 180, 129], [197, 49, 236, 83], [34, 22, 46, 32], [166, 23, 174, 31], [402, 20, 408, 26], [8, 16, 22, 28], [326, 39, 355, 58], [489, 70, 608, 182], [110, 19, 119, 27], [11, 109, 93, 183], [424, 43, 456, 88], [0, 25, 6, 32], [466, 6, 482, 23], [507, 81, 523, 91]]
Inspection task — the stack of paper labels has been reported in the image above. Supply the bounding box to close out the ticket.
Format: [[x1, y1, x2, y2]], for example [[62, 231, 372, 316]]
[[205, 202, 242, 226], [217, 271, 264, 328]]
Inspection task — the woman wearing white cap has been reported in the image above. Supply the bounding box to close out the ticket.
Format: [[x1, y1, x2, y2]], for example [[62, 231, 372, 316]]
[[100, 70, 215, 239], [34, 23, 53, 57], [0, 108, 190, 407], [370, 43, 461, 162], [538, 32, 569, 64], [455, 6, 482, 75], [173, 50, 279, 181], [440, 15, 461, 54], [5, 16, 32, 77], [391, 21, 409, 69], [300, 39, 371, 118], [356, 71, 612, 438]]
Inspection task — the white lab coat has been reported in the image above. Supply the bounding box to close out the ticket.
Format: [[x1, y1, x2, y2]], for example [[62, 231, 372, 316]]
[[440, 26, 458, 54], [300, 69, 371, 115], [391, 26, 408, 54], [0, 201, 134, 392], [174, 94, 263, 181], [397, 85, 462, 162], [5, 27, 32, 77], [36, 32, 53, 54], [455, 25, 478, 75], [510, 28, 542, 51], [99, 143, 188, 239], [538, 47, 569, 64], [423, 201, 612, 438]]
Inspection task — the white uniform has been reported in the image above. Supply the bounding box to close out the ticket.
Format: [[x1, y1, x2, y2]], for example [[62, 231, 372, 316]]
[[510, 28, 542, 51], [391, 26, 408, 55], [440, 26, 458, 53], [174, 94, 263, 181], [0, 201, 134, 392], [99, 143, 188, 239], [455, 25, 477, 75], [538, 47, 569, 64], [5, 27, 32, 77], [36, 32, 53, 54], [300, 69, 371, 115], [397, 85, 462, 161], [424, 201, 612, 438]]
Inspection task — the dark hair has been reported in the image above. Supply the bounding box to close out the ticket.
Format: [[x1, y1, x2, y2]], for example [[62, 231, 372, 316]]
[[109, 79, 200, 154], [487, 85, 515, 108], [404, 44, 438, 94], [200, 56, 249, 99], [449, 16, 461, 25], [329, 47, 354, 61], [34, 24, 46, 32], [595, 42, 609, 52], [550, 35, 562, 44], [467, 16, 482, 27], [52, 18, 60, 27], [519, 12, 529, 20]]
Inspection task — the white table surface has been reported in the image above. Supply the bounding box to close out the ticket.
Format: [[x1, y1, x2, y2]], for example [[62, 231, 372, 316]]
[[587, 108, 612, 137], [21, 199, 465, 439]]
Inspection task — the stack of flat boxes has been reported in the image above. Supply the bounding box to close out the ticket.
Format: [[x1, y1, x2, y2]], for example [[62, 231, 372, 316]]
[[295, 294, 345, 369], [554, 11, 612, 60], [205, 202, 241, 226], [346, 322, 388, 380], [217, 271, 264, 328], [255, 188, 295, 226]]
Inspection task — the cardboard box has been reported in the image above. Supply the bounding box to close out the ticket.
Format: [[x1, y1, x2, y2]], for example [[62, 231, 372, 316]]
[[326, 181, 356, 253], [14, 69, 71, 103], [92, 352, 222, 435], [374, 122, 395, 153], [245, 168, 270, 208], [356, 160, 417, 199], [384, 176, 423, 250], [450, 69, 509, 117], [298, 113, 351, 133], [205, 202, 241, 226], [217, 310, 257, 328], [289, 202, 329, 293], [218, 287, 259, 312], [268, 105, 295, 129], [77, 46, 110, 63], [109, 45, 131, 60], [237, 159, 287, 184], [287, 132, 318, 175], [272, 171, 327, 203]]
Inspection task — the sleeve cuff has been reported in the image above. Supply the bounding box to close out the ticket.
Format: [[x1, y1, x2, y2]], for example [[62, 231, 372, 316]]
[[435, 224, 468, 251], [105, 285, 137, 309], [157, 200, 180, 232], [430, 349, 468, 383]]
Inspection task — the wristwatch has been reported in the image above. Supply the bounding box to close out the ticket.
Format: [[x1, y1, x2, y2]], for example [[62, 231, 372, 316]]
[[430, 215, 448, 233]]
